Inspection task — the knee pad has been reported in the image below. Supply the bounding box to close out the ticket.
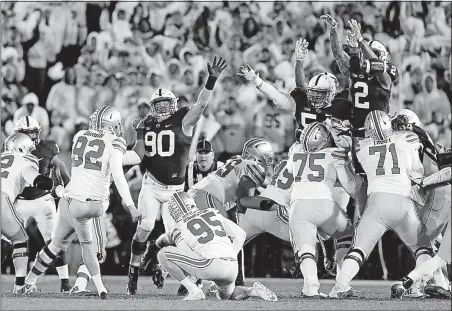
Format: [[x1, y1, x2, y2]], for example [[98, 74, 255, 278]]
[[12, 242, 28, 260], [295, 244, 317, 264], [345, 248, 366, 268], [415, 247, 434, 260], [139, 218, 155, 233]]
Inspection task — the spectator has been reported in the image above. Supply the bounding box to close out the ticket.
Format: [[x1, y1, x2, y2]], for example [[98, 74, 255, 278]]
[[123, 97, 151, 145], [13, 92, 49, 139]]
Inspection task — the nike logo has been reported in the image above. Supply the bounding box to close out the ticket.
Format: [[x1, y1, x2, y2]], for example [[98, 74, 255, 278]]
[[165, 124, 172, 128]]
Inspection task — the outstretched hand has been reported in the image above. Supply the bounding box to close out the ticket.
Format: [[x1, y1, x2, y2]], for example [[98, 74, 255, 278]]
[[348, 19, 362, 42], [295, 38, 309, 61], [320, 14, 338, 29], [207, 56, 227, 78], [237, 64, 259, 82]]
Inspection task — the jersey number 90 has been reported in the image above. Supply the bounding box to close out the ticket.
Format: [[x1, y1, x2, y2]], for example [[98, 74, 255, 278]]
[[145, 130, 175, 157]]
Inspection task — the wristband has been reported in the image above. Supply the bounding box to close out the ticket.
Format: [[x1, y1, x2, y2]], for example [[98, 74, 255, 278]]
[[205, 75, 218, 90], [252, 76, 264, 88]]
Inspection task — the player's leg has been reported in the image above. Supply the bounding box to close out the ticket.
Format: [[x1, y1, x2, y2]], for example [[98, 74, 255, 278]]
[[330, 193, 389, 298], [1, 193, 29, 293], [289, 199, 326, 297], [421, 186, 451, 241], [71, 214, 107, 294], [20, 197, 74, 294], [128, 182, 160, 294], [69, 199, 107, 298]]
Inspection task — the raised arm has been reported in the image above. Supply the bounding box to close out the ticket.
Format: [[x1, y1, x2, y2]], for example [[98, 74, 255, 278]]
[[237, 64, 296, 114], [320, 14, 350, 77], [294, 38, 309, 90], [182, 56, 227, 136]]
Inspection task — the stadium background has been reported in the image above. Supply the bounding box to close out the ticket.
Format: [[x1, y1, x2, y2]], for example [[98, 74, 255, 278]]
[[1, 1, 451, 281]]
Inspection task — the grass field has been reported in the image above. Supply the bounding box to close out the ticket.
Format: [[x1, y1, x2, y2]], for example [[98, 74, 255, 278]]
[[2, 275, 450, 310]]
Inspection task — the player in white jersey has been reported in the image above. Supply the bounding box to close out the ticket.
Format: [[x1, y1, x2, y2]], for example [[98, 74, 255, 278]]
[[18, 106, 141, 299], [391, 172, 451, 299], [286, 122, 356, 297], [1, 133, 54, 293], [156, 191, 278, 301], [330, 110, 434, 299]]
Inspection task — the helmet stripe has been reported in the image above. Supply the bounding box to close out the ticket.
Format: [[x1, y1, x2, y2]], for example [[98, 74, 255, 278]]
[[95, 105, 110, 131], [159, 89, 162, 96], [173, 192, 188, 214], [242, 137, 264, 155], [302, 123, 318, 152], [314, 74, 323, 86], [26, 116, 30, 127]]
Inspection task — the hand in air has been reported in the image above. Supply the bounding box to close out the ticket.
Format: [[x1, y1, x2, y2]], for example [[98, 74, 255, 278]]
[[295, 38, 309, 61], [320, 14, 338, 29], [348, 19, 362, 42], [207, 56, 227, 78], [346, 30, 359, 48], [237, 64, 259, 82]]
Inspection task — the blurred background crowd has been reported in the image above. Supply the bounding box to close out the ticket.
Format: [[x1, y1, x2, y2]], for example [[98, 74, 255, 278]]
[[1, 1, 451, 280]]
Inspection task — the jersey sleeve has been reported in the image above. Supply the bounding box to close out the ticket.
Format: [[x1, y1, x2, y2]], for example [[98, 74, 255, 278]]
[[242, 161, 267, 187], [112, 137, 127, 155]]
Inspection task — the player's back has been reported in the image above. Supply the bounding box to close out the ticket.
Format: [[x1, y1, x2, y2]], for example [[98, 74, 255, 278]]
[[356, 132, 420, 197], [350, 73, 391, 131], [141, 107, 191, 185], [260, 159, 293, 209], [192, 156, 266, 204], [174, 208, 236, 259], [66, 129, 125, 202], [1, 152, 39, 201], [288, 144, 347, 203]]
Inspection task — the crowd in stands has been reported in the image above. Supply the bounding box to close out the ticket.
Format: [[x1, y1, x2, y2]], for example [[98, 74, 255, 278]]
[[1, 1, 451, 278]]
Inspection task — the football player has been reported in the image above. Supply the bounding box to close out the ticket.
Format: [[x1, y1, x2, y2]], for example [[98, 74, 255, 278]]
[[18, 106, 141, 299], [127, 56, 227, 294], [13, 116, 72, 292], [1, 133, 53, 293], [286, 122, 356, 297], [155, 191, 278, 301], [329, 111, 433, 299], [391, 168, 451, 300]]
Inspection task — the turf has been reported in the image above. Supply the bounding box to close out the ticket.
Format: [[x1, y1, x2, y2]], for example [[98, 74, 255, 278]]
[[2, 275, 450, 310]]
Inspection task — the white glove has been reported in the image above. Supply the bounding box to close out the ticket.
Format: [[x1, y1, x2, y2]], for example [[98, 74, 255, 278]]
[[295, 38, 309, 61], [237, 64, 263, 86], [320, 14, 338, 29], [346, 30, 359, 48], [348, 19, 363, 42]]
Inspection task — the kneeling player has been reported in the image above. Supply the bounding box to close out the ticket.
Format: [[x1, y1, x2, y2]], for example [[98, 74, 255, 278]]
[[287, 123, 355, 297], [156, 191, 277, 301]]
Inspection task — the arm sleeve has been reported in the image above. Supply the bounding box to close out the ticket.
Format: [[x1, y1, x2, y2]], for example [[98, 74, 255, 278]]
[[258, 81, 296, 115], [423, 167, 452, 187], [110, 149, 135, 207], [222, 218, 246, 255]]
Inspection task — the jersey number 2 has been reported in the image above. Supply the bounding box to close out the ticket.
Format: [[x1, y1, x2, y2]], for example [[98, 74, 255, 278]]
[[369, 143, 400, 176], [187, 211, 226, 244], [145, 130, 175, 157], [1, 155, 14, 179], [72, 136, 105, 171], [354, 81, 370, 109]]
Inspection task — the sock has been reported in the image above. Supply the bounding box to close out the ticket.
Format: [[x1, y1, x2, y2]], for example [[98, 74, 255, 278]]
[[74, 264, 91, 290], [91, 274, 107, 294], [130, 239, 148, 267], [56, 265, 69, 280], [409, 255, 447, 283], [181, 276, 199, 293], [26, 244, 58, 285], [12, 242, 28, 286], [300, 258, 319, 293], [336, 236, 352, 272], [336, 258, 360, 290]]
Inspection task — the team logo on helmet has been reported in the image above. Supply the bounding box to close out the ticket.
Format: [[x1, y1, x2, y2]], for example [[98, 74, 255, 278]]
[[89, 105, 123, 136], [365, 110, 392, 141], [3, 133, 35, 154], [299, 122, 333, 152], [242, 137, 274, 167]]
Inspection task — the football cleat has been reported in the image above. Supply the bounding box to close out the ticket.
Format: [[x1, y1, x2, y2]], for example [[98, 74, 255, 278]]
[[424, 284, 451, 299], [403, 279, 425, 298], [178, 278, 202, 296], [252, 282, 278, 301], [329, 285, 359, 299], [183, 288, 205, 301], [390, 283, 406, 299], [99, 291, 107, 300], [152, 264, 166, 289], [60, 279, 71, 293], [206, 282, 221, 300], [126, 273, 138, 295], [68, 286, 91, 295], [16, 283, 37, 295]]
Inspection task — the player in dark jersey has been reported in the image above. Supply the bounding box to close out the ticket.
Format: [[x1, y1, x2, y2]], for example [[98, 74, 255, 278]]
[[13, 116, 72, 293], [126, 56, 227, 295]]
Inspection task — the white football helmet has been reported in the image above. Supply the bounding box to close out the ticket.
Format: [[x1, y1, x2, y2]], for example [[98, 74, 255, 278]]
[[3, 133, 35, 154], [394, 109, 422, 127], [364, 110, 392, 141], [307, 73, 336, 109], [299, 122, 333, 152], [150, 88, 178, 122], [242, 137, 275, 168], [89, 105, 123, 136], [369, 40, 388, 62], [14, 116, 41, 145], [168, 191, 198, 223]]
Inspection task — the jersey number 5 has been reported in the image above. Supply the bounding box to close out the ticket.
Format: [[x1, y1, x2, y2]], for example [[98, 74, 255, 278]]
[[369, 143, 400, 176], [145, 130, 175, 157], [72, 136, 106, 171], [300, 112, 317, 128], [354, 81, 370, 109], [293, 153, 325, 182], [187, 211, 227, 244], [1, 155, 14, 179]]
